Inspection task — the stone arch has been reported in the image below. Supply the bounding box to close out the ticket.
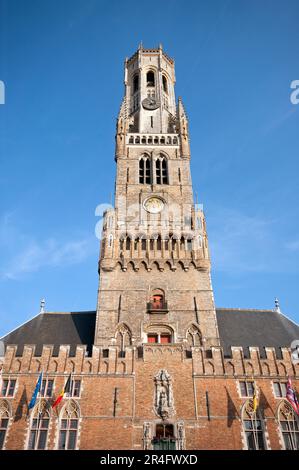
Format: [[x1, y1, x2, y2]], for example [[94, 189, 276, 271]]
[[277, 362, 287, 376], [140, 260, 148, 271], [84, 361, 92, 374], [276, 399, 299, 450], [246, 362, 254, 376], [0, 399, 11, 450], [165, 261, 172, 271], [116, 261, 123, 272], [151, 261, 160, 271], [57, 400, 80, 450], [162, 74, 168, 94], [146, 69, 156, 87], [205, 361, 215, 375], [241, 400, 267, 449], [127, 261, 136, 272], [186, 324, 202, 347], [145, 323, 175, 344], [139, 153, 151, 184], [261, 362, 270, 376], [150, 288, 166, 310], [226, 361, 235, 376], [178, 261, 185, 271], [68, 360, 75, 373], [115, 323, 132, 351], [27, 399, 51, 450]]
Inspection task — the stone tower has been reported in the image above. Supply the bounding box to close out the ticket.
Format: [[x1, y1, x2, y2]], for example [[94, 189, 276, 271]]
[[94, 45, 220, 352]]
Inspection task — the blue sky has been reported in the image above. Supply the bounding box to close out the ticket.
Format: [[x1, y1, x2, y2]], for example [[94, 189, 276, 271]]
[[0, 0, 299, 337]]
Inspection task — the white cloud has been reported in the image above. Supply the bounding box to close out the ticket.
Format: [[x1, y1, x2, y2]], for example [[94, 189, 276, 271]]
[[1, 237, 95, 280], [0, 211, 96, 280]]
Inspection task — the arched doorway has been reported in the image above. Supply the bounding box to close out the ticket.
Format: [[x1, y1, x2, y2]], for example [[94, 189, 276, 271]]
[[152, 423, 176, 450]]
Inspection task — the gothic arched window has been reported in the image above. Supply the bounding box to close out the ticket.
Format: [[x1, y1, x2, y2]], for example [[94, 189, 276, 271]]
[[0, 400, 10, 450], [242, 401, 266, 450], [133, 74, 139, 93], [155, 156, 168, 185], [139, 156, 151, 184], [116, 324, 132, 353], [278, 400, 299, 450], [147, 71, 155, 87], [126, 237, 131, 251], [58, 400, 80, 450], [28, 400, 50, 450], [141, 237, 147, 251], [162, 75, 168, 94], [186, 325, 202, 347]]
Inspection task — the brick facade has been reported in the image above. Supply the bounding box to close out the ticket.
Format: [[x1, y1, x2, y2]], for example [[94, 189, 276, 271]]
[[1, 45, 299, 450]]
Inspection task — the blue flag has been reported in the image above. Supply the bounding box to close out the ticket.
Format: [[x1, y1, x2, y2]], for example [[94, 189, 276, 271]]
[[28, 372, 43, 410]]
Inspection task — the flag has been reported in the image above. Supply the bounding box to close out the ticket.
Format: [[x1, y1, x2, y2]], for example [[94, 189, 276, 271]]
[[28, 372, 43, 410], [286, 377, 299, 415], [252, 382, 259, 413], [52, 374, 72, 409]]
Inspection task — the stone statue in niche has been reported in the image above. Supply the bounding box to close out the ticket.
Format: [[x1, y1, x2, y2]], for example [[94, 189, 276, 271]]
[[143, 422, 151, 450], [177, 421, 185, 450], [154, 369, 174, 420]]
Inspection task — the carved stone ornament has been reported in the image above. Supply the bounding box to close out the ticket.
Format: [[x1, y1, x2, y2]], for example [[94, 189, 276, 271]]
[[143, 422, 151, 450], [154, 369, 175, 420]]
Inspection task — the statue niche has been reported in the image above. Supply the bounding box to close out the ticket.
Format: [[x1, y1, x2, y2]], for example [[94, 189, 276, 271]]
[[154, 369, 175, 420]]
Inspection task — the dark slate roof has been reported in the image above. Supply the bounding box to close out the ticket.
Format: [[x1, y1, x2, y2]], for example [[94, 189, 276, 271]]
[[0, 312, 96, 357], [1, 308, 298, 359], [216, 308, 299, 359]]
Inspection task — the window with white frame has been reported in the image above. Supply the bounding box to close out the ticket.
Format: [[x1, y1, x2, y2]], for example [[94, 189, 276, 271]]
[[27, 400, 50, 450], [58, 400, 80, 450], [273, 382, 287, 398], [239, 381, 254, 397], [40, 378, 54, 398], [278, 400, 299, 450], [0, 400, 10, 450], [242, 401, 266, 450], [65, 379, 81, 398], [1, 378, 16, 397]]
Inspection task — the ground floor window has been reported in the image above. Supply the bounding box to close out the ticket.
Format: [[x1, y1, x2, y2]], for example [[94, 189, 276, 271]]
[[243, 419, 266, 450], [242, 400, 266, 450], [0, 400, 10, 450], [58, 400, 80, 450], [278, 401, 299, 450], [152, 423, 176, 450], [28, 400, 50, 450]]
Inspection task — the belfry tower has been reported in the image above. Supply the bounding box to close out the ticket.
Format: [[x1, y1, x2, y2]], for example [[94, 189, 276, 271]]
[[95, 45, 219, 352]]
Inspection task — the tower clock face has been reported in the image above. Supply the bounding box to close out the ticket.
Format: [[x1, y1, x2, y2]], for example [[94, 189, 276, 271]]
[[142, 97, 160, 110], [144, 197, 165, 214]]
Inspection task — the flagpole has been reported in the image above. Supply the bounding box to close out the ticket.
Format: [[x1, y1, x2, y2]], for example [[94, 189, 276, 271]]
[[252, 381, 259, 450], [36, 371, 43, 450]]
